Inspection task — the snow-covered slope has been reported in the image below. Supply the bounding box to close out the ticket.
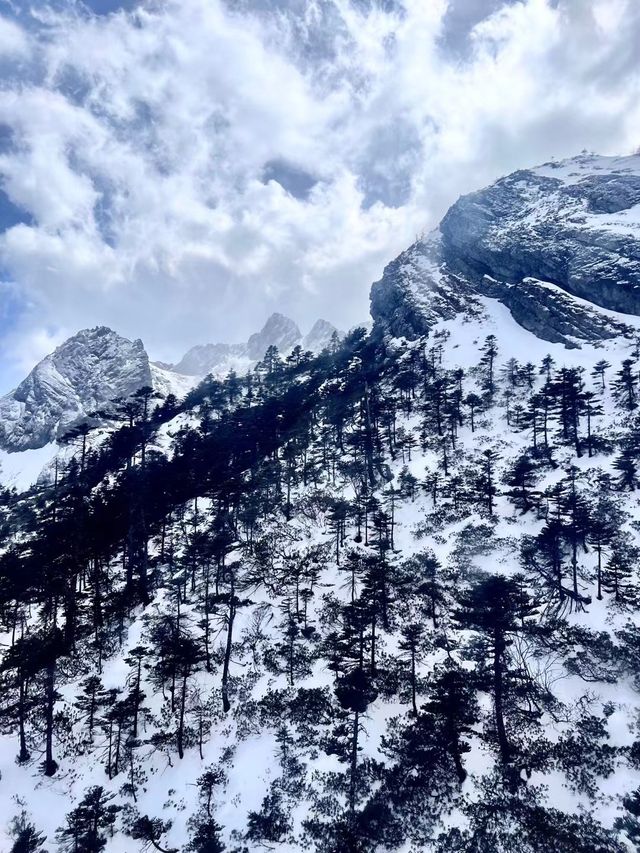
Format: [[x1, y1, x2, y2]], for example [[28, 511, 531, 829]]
[[3, 293, 640, 851], [5, 153, 640, 852], [149, 362, 198, 401]]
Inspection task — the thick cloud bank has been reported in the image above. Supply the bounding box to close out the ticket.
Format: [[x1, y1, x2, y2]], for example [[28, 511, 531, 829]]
[[0, 0, 639, 387]]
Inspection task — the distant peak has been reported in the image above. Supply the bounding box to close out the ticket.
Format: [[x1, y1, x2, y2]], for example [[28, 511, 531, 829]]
[[246, 313, 302, 360], [303, 319, 342, 352], [260, 312, 301, 333], [0, 326, 153, 452]]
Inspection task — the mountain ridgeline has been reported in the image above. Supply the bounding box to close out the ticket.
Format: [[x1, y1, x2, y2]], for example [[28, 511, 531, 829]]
[[2, 153, 640, 852], [0, 314, 342, 453], [371, 152, 640, 346]]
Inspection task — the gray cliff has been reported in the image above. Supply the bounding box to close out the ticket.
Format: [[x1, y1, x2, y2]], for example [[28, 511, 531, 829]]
[[371, 153, 640, 346]]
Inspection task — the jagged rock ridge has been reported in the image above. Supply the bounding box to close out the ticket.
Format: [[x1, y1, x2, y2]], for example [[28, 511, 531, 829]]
[[0, 327, 153, 452], [0, 315, 343, 454], [371, 153, 640, 346], [173, 313, 342, 376]]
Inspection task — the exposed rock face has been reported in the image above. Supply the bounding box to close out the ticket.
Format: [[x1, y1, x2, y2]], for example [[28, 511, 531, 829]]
[[303, 318, 341, 352], [246, 313, 302, 360], [174, 314, 342, 376], [0, 327, 153, 452], [371, 153, 640, 346], [0, 314, 344, 453], [173, 343, 246, 377], [370, 236, 482, 340]]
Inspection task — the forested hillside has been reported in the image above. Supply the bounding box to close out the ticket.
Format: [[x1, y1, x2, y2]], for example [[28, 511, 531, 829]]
[[3, 299, 640, 852]]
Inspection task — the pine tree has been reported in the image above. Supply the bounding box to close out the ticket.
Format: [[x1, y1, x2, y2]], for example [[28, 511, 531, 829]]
[[602, 534, 639, 606], [587, 478, 619, 601], [335, 666, 378, 813], [56, 787, 120, 853], [475, 449, 499, 516], [591, 359, 610, 391], [454, 574, 539, 773], [9, 811, 47, 853], [558, 467, 591, 603], [614, 358, 638, 410], [398, 622, 429, 716], [479, 335, 498, 397], [464, 392, 482, 432], [504, 454, 538, 514], [422, 662, 480, 783], [187, 818, 226, 853], [127, 813, 177, 853]]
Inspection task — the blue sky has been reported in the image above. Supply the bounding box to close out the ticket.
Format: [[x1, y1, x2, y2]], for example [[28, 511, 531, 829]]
[[84, 0, 139, 11], [0, 0, 639, 391]]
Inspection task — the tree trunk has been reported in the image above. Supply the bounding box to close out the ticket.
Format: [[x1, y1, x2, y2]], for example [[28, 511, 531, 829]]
[[43, 661, 58, 776], [17, 672, 30, 763], [221, 581, 236, 714], [410, 647, 417, 716], [349, 709, 359, 813], [177, 667, 188, 759], [492, 633, 510, 766]]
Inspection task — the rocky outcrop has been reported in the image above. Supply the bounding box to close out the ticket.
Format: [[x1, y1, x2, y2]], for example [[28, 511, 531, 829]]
[[371, 153, 640, 346], [173, 342, 246, 377], [0, 327, 153, 452], [370, 236, 482, 339], [303, 319, 341, 352], [246, 313, 302, 360]]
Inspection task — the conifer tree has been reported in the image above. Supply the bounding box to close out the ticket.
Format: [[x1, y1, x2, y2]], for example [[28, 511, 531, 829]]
[[422, 662, 480, 783], [8, 811, 47, 853], [454, 574, 539, 774], [56, 787, 120, 853], [479, 335, 498, 397]]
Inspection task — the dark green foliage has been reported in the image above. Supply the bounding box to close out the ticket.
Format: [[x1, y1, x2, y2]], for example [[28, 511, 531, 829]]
[[56, 787, 120, 853], [2, 319, 640, 853], [9, 812, 47, 853], [553, 713, 618, 797], [436, 773, 624, 852], [246, 790, 291, 844], [187, 818, 226, 853], [126, 813, 176, 852], [615, 788, 640, 848]]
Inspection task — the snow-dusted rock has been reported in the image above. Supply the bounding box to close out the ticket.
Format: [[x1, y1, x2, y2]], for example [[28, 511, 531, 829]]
[[173, 313, 342, 376], [0, 327, 153, 452], [372, 153, 640, 346], [303, 318, 341, 352], [172, 342, 247, 377], [246, 312, 301, 360]]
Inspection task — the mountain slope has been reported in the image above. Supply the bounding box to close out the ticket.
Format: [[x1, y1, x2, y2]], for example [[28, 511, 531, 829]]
[[372, 153, 640, 347], [3, 154, 640, 853]]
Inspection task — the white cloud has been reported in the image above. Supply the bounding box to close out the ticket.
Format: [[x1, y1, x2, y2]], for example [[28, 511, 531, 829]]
[[0, 14, 30, 57], [0, 0, 639, 389]]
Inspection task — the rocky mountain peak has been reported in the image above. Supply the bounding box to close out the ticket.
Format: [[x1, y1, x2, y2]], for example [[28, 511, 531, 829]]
[[246, 312, 302, 360], [371, 153, 640, 347], [0, 326, 153, 452], [303, 318, 341, 351], [173, 314, 342, 377]]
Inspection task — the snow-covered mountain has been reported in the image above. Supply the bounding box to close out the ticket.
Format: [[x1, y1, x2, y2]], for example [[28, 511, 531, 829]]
[[0, 327, 153, 453], [372, 152, 640, 347], [6, 154, 640, 852], [173, 313, 342, 376], [0, 315, 341, 457]]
